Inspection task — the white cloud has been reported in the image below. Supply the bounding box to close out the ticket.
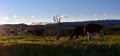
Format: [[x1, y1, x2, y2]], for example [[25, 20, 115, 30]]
[[30, 16, 35, 18], [59, 15, 68, 19], [13, 15, 17, 18], [3, 16, 9, 20], [93, 13, 97, 17], [0, 16, 9, 21], [80, 14, 86, 18], [104, 13, 109, 16]]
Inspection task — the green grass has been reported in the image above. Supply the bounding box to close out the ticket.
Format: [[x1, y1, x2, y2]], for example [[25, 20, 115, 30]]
[[0, 35, 120, 56]]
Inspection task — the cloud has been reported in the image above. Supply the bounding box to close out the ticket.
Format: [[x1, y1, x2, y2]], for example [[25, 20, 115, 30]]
[[13, 15, 17, 18], [59, 15, 68, 19], [80, 14, 86, 18], [0, 16, 9, 20], [30, 16, 35, 18], [104, 13, 108, 16], [93, 13, 97, 17], [3, 16, 9, 20]]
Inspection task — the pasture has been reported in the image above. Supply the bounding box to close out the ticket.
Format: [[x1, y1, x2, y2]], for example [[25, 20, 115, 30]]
[[0, 35, 120, 56]]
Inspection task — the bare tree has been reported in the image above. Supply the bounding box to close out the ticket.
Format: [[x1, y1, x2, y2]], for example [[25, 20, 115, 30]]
[[18, 25, 25, 36], [53, 15, 67, 42]]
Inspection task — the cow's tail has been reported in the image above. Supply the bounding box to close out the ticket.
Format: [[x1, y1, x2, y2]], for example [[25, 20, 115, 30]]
[[99, 30, 104, 41], [69, 34, 74, 40]]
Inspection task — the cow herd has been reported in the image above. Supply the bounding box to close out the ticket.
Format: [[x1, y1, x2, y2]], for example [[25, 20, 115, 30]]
[[8, 23, 104, 41]]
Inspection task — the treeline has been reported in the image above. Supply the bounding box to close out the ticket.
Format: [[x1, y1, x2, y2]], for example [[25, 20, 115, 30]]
[[104, 25, 120, 35]]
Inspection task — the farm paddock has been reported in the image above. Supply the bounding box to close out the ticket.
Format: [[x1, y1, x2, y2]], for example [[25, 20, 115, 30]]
[[0, 35, 120, 56]]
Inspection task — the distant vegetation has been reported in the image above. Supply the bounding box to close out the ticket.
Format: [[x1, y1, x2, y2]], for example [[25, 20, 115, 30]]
[[0, 20, 120, 36]]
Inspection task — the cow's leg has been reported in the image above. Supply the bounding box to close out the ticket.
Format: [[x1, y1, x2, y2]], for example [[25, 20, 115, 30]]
[[75, 34, 79, 39], [56, 26, 62, 41], [55, 32, 61, 45], [69, 34, 75, 41], [56, 33, 61, 41], [99, 30, 104, 41], [82, 34, 85, 37], [87, 32, 93, 41]]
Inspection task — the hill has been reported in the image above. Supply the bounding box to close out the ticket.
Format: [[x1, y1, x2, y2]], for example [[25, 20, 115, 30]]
[[0, 19, 120, 29], [46, 20, 120, 28]]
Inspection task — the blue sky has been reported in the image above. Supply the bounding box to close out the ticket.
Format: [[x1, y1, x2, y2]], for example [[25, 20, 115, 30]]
[[0, 0, 120, 24]]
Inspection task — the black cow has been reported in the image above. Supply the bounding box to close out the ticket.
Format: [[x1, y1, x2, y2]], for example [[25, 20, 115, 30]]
[[70, 26, 85, 40], [34, 29, 44, 36], [27, 29, 45, 37]]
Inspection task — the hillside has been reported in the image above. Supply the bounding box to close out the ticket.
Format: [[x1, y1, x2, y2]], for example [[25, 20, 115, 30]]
[[46, 20, 120, 28], [0, 19, 120, 29]]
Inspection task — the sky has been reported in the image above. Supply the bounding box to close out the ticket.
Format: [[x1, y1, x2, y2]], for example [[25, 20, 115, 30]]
[[0, 0, 120, 24]]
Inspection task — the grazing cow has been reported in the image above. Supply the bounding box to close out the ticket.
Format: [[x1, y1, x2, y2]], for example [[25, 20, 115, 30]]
[[27, 29, 45, 37], [70, 26, 85, 40], [8, 28, 19, 36], [70, 23, 104, 41], [27, 30, 34, 35], [86, 23, 104, 41], [34, 29, 45, 36]]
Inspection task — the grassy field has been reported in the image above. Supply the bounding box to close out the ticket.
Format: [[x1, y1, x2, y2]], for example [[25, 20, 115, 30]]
[[0, 35, 120, 56]]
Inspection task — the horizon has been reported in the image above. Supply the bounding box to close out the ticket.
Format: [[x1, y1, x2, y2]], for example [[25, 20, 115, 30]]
[[0, 0, 120, 24], [0, 19, 120, 25]]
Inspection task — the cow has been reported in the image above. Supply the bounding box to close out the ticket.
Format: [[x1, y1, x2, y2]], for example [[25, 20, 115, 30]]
[[34, 29, 45, 36], [69, 23, 104, 41], [86, 23, 104, 41], [27, 29, 45, 37], [27, 30, 34, 35], [69, 25, 85, 40]]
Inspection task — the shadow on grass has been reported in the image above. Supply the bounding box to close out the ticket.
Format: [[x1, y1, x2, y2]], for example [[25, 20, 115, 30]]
[[4, 43, 120, 56]]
